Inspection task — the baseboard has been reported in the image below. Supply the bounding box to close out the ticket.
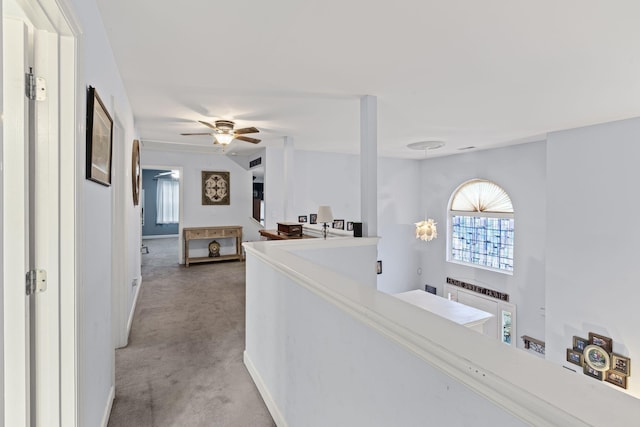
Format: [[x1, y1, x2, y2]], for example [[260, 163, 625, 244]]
[[243, 351, 287, 427], [142, 234, 178, 239], [100, 385, 115, 427], [127, 275, 142, 339]]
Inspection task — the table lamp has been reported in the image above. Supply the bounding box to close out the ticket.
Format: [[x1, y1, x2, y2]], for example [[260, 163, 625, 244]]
[[316, 206, 333, 239]]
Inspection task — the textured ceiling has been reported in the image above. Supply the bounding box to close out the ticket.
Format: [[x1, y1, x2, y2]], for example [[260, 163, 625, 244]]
[[97, 0, 640, 158]]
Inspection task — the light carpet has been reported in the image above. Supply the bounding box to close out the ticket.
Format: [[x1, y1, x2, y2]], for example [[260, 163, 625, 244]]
[[107, 237, 275, 427]]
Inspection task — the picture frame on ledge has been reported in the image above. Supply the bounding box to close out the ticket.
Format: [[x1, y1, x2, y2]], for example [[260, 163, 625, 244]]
[[298, 215, 308, 223], [332, 219, 344, 230], [86, 86, 113, 186], [309, 213, 317, 224]]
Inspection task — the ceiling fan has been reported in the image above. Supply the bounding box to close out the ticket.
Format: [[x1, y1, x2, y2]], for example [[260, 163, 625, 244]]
[[181, 120, 261, 145]]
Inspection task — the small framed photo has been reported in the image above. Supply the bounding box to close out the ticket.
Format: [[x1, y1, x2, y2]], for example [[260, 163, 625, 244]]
[[86, 86, 113, 186], [605, 370, 628, 389], [583, 364, 603, 381], [309, 213, 317, 224], [566, 348, 584, 366], [332, 219, 344, 230], [376, 260, 382, 274], [589, 332, 613, 353], [298, 215, 308, 223], [572, 336, 589, 352], [611, 353, 631, 376], [347, 221, 354, 231]]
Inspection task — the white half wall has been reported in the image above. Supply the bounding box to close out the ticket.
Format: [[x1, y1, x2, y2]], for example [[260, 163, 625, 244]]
[[546, 117, 640, 398], [244, 240, 638, 427], [417, 142, 547, 349]]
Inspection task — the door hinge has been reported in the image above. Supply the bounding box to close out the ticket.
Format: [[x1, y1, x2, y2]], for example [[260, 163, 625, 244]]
[[25, 67, 47, 101], [26, 269, 47, 295]]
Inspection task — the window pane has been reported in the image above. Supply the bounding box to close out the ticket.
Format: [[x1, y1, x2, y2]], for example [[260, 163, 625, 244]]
[[450, 214, 514, 272]]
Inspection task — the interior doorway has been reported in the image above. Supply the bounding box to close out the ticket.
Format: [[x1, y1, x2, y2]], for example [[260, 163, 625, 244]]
[[141, 165, 184, 263]]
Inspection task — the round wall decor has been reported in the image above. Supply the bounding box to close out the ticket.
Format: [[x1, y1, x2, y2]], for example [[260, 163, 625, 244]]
[[584, 344, 611, 372], [131, 139, 141, 205]]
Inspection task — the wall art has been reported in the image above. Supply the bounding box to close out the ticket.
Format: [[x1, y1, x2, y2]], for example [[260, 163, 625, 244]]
[[202, 171, 230, 205], [86, 86, 113, 186]]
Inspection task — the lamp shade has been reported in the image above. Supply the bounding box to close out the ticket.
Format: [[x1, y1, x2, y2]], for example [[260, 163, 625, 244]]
[[215, 132, 235, 145], [415, 219, 438, 241], [316, 205, 333, 223]]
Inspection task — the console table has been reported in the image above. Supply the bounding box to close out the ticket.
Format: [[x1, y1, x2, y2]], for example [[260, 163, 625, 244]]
[[259, 229, 316, 240], [183, 226, 243, 267]]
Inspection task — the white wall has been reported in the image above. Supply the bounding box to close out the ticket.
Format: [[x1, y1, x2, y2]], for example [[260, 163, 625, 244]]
[[142, 148, 261, 259], [66, 0, 140, 424], [267, 148, 421, 294], [417, 142, 547, 349], [546, 117, 640, 398], [377, 157, 422, 294]]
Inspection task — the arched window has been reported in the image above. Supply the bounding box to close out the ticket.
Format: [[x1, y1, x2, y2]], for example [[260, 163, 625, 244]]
[[448, 179, 514, 273]]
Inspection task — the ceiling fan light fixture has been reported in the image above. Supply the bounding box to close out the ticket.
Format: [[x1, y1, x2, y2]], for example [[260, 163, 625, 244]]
[[215, 132, 234, 145]]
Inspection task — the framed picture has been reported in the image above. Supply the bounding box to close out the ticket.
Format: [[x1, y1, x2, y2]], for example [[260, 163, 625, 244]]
[[611, 353, 631, 376], [309, 213, 317, 224], [605, 370, 628, 389], [332, 219, 344, 230], [86, 86, 113, 186], [202, 171, 230, 205], [583, 344, 611, 372], [298, 215, 308, 223], [589, 332, 613, 353], [131, 139, 141, 205], [583, 364, 603, 381], [347, 221, 354, 231], [566, 348, 584, 366], [376, 260, 382, 274], [572, 336, 589, 352]]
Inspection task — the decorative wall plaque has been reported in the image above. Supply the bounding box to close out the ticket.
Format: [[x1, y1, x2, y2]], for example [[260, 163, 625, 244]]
[[565, 332, 631, 389], [202, 171, 230, 205]]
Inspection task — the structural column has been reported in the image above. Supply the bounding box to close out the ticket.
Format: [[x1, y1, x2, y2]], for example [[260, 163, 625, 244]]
[[283, 136, 294, 221], [360, 95, 377, 237]]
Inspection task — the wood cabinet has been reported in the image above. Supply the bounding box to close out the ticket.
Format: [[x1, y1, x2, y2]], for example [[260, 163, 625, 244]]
[[183, 226, 243, 267]]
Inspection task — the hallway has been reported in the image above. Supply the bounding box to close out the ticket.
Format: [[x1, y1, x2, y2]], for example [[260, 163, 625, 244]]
[[108, 238, 275, 426]]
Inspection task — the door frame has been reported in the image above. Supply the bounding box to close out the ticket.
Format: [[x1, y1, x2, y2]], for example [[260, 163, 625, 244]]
[[2, 0, 82, 425], [141, 164, 184, 263]]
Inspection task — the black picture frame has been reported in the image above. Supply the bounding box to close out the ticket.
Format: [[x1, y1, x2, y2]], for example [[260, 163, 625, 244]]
[[86, 86, 113, 186], [566, 348, 584, 366], [298, 215, 308, 223], [309, 213, 317, 224], [347, 221, 354, 231], [332, 219, 344, 230], [583, 364, 603, 381], [376, 260, 382, 274], [572, 336, 589, 353]]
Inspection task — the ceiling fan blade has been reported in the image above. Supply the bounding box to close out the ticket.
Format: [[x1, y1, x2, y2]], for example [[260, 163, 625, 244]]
[[234, 127, 260, 135], [181, 132, 213, 136], [198, 120, 218, 130], [236, 135, 261, 144]]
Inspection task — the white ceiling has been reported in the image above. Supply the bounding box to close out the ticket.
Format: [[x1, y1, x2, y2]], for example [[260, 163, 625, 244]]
[[96, 0, 640, 159]]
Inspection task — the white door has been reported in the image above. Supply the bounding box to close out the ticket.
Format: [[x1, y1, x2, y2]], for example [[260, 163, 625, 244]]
[[3, 11, 63, 427]]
